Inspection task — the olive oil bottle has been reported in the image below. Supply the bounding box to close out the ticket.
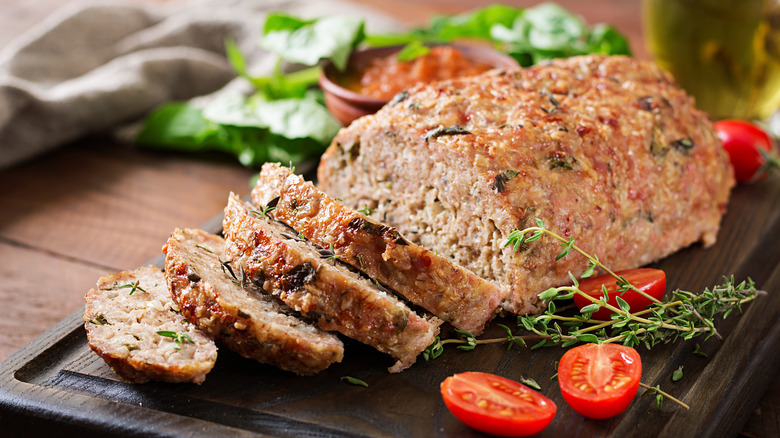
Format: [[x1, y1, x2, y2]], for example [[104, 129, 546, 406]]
[[643, 0, 780, 120]]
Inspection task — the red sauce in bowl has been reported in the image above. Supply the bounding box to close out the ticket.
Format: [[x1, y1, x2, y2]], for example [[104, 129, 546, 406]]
[[344, 46, 495, 100]]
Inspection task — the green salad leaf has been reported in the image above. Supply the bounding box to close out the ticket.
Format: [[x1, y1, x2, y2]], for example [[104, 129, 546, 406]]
[[491, 2, 630, 66], [261, 12, 364, 71]]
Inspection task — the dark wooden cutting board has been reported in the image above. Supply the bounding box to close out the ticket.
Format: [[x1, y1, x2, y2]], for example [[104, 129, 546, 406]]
[[0, 180, 777, 438]]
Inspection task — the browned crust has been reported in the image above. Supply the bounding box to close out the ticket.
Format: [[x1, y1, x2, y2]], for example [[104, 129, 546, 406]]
[[252, 162, 507, 334], [162, 228, 344, 375], [222, 193, 441, 372]]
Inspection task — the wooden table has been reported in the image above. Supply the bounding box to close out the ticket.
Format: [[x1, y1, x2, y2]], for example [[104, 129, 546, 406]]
[[0, 1, 776, 437]]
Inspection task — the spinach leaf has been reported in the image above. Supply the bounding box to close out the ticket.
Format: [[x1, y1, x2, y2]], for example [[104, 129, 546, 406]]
[[427, 3, 524, 40], [491, 3, 630, 66], [261, 12, 364, 71]]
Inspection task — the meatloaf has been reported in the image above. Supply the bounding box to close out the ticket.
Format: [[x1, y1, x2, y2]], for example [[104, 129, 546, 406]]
[[163, 228, 344, 375], [222, 192, 441, 372], [318, 54, 735, 315], [252, 162, 506, 334], [84, 265, 217, 384]]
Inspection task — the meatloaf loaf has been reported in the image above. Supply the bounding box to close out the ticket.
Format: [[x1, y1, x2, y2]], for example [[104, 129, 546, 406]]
[[84, 265, 217, 384], [222, 192, 441, 372], [251, 162, 507, 334], [318, 54, 735, 315], [163, 228, 344, 375]]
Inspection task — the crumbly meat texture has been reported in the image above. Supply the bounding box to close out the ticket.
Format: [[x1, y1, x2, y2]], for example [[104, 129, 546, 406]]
[[252, 162, 506, 334], [317, 54, 735, 315], [84, 265, 217, 384], [222, 193, 441, 373], [163, 228, 344, 375]]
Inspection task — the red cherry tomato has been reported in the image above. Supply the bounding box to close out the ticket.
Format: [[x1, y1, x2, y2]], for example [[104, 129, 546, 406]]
[[572, 268, 666, 320], [558, 343, 642, 419], [440, 371, 557, 437], [714, 119, 779, 183]]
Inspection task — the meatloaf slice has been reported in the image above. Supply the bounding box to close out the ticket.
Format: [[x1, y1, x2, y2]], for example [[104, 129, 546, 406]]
[[84, 265, 217, 384], [317, 54, 735, 315], [163, 228, 344, 375], [251, 162, 507, 334], [222, 192, 441, 373]]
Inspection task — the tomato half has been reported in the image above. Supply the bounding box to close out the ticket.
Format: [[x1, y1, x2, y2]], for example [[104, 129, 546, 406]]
[[714, 119, 779, 183], [572, 268, 666, 320], [440, 372, 556, 437], [558, 343, 642, 419]]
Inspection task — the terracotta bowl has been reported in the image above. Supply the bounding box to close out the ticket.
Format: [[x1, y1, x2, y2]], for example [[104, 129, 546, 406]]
[[319, 43, 520, 126]]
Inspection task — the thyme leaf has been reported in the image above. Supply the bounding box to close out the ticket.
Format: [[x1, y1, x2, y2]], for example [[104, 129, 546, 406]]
[[157, 330, 194, 350], [89, 314, 109, 326], [521, 377, 542, 391], [672, 366, 684, 382], [341, 376, 368, 387], [424, 125, 472, 142], [251, 204, 275, 219]]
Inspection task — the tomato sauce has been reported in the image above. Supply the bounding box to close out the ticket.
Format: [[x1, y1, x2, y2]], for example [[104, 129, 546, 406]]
[[345, 46, 494, 100]]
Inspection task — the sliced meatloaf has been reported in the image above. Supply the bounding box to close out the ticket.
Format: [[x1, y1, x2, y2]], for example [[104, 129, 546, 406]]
[[163, 228, 344, 375], [84, 265, 217, 384], [251, 162, 507, 334], [222, 192, 441, 373], [318, 54, 735, 315]]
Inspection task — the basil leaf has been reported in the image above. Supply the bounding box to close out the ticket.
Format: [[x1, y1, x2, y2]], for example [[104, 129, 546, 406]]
[[261, 13, 364, 70]]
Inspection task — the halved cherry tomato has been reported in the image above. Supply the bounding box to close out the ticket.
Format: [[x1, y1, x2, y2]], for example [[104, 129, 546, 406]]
[[572, 268, 666, 320], [440, 371, 556, 437], [714, 119, 779, 183], [558, 343, 642, 419]]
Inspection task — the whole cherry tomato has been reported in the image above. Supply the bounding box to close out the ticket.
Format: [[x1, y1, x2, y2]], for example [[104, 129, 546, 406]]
[[572, 268, 666, 320], [440, 371, 557, 436], [714, 119, 779, 183], [558, 343, 642, 419]]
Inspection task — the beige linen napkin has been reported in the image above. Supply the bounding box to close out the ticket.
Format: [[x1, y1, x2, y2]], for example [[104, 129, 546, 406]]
[[0, 0, 398, 170]]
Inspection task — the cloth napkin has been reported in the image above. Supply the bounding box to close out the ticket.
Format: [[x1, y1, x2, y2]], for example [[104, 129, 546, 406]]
[[0, 0, 399, 170]]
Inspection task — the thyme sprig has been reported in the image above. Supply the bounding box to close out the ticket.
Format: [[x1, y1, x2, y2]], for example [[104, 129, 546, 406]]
[[100, 280, 146, 295], [503, 220, 662, 305], [157, 330, 194, 350], [251, 204, 275, 219]]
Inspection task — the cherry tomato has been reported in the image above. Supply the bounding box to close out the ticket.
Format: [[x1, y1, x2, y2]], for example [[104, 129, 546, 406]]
[[572, 268, 666, 320], [714, 119, 779, 183], [440, 371, 556, 436], [558, 343, 642, 419]]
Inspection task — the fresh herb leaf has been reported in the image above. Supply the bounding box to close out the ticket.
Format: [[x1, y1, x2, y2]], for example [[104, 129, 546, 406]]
[[341, 376, 369, 387], [397, 41, 431, 61], [157, 330, 194, 350], [672, 366, 684, 382], [490, 3, 631, 66], [424, 125, 472, 142], [521, 377, 542, 391], [261, 12, 365, 71], [89, 314, 109, 326]]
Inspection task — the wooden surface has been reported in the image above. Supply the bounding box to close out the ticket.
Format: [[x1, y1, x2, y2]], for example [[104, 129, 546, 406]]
[[0, 1, 777, 437]]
